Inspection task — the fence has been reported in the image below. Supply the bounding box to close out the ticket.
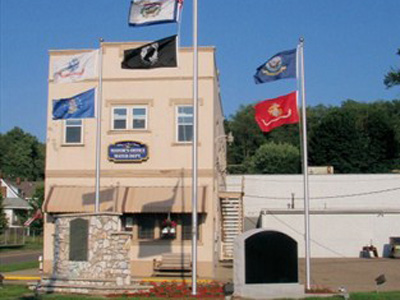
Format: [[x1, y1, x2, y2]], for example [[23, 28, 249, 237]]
[[0, 227, 25, 246], [0, 227, 43, 247]]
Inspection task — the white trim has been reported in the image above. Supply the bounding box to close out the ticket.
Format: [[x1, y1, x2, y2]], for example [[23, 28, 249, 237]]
[[132, 106, 148, 130], [111, 105, 148, 131], [63, 119, 84, 145], [111, 106, 128, 130], [175, 105, 194, 143]]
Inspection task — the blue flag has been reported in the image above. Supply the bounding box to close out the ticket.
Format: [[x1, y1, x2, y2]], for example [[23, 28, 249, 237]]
[[52, 88, 95, 120], [254, 49, 297, 84]]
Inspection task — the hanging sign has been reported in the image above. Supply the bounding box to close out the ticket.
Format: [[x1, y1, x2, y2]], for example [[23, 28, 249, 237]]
[[108, 141, 149, 163]]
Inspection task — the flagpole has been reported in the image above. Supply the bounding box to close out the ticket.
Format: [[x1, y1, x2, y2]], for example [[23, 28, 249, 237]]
[[191, 0, 198, 295], [298, 37, 311, 291], [95, 38, 104, 213]]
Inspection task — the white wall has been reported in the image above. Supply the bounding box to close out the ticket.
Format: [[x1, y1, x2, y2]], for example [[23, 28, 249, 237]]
[[227, 174, 400, 258]]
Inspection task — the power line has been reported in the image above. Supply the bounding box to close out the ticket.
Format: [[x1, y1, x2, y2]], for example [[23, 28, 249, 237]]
[[245, 186, 400, 200]]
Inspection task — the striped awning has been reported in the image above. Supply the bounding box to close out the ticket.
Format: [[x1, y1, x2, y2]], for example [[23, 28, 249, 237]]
[[44, 186, 207, 213]]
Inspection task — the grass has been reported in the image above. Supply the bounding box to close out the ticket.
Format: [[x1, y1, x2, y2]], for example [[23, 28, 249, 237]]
[[1, 286, 400, 300], [0, 236, 43, 253], [0, 261, 39, 273]]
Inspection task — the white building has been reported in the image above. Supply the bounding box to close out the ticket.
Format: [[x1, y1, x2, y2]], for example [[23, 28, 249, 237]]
[[227, 174, 400, 258]]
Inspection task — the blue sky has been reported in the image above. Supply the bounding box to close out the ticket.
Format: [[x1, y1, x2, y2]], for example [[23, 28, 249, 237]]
[[1, 0, 399, 141]]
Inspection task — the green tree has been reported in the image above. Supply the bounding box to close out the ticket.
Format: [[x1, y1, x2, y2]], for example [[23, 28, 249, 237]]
[[0, 193, 8, 233], [226, 105, 266, 173], [384, 48, 400, 88], [248, 142, 301, 174], [309, 100, 399, 173], [0, 127, 45, 180], [309, 107, 369, 173]]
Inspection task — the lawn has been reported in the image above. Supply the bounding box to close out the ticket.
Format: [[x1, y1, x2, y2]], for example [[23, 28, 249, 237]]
[[0, 261, 39, 273], [0, 236, 43, 253], [1, 286, 400, 300]]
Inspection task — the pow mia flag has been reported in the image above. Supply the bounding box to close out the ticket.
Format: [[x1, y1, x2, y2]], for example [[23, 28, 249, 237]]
[[121, 35, 177, 69]]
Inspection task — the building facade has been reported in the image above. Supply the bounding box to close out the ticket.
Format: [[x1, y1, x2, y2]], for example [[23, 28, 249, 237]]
[[43, 41, 227, 279], [227, 174, 400, 258]]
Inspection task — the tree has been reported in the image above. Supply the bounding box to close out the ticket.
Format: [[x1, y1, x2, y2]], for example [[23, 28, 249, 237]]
[[0, 127, 45, 180], [248, 142, 301, 174], [384, 48, 400, 88], [309, 100, 400, 173], [225, 105, 266, 173], [0, 193, 8, 233], [309, 107, 369, 173]]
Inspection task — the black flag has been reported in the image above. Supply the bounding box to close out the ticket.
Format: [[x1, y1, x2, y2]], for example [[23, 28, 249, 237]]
[[122, 35, 177, 69]]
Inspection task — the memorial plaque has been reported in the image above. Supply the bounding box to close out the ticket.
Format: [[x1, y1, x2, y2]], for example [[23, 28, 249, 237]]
[[69, 218, 89, 261], [245, 231, 297, 284]]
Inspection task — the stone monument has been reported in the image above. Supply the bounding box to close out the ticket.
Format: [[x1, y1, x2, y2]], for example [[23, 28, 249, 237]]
[[234, 228, 305, 299]]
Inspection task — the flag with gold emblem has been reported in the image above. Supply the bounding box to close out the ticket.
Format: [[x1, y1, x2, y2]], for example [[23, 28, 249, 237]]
[[254, 92, 299, 132]]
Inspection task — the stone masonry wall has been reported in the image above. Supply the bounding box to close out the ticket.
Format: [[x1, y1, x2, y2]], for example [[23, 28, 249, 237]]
[[53, 213, 131, 286]]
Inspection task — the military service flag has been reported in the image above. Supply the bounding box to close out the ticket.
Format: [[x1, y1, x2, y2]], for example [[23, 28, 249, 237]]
[[52, 51, 98, 83], [254, 92, 299, 132], [121, 35, 177, 69], [254, 49, 297, 84], [129, 0, 182, 27], [52, 88, 96, 120]]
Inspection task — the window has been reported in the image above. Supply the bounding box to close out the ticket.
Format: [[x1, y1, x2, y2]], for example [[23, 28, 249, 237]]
[[65, 119, 83, 144], [129, 213, 202, 241], [180, 214, 199, 240], [176, 106, 193, 142], [113, 108, 127, 130], [112, 106, 147, 130], [137, 214, 155, 239], [181, 214, 192, 240], [132, 107, 147, 129]]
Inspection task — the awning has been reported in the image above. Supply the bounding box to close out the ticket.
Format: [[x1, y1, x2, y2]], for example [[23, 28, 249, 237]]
[[44, 186, 207, 213], [123, 186, 207, 213], [44, 186, 124, 213]]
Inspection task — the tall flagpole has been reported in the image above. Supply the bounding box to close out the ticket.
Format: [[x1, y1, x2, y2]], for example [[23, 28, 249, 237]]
[[299, 37, 311, 291], [95, 38, 104, 213], [191, 0, 198, 295]]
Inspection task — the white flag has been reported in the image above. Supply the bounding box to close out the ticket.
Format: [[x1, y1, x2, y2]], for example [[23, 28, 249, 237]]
[[52, 51, 98, 83], [129, 0, 179, 26]]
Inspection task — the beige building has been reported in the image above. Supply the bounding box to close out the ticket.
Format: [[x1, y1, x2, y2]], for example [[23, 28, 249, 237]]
[[43, 41, 230, 280]]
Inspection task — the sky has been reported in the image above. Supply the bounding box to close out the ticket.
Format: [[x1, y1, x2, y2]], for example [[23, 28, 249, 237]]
[[1, 0, 399, 142]]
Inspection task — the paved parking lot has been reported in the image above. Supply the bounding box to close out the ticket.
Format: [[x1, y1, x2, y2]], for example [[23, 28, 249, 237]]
[[299, 258, 400, 293], [216, 257, 400, 293]]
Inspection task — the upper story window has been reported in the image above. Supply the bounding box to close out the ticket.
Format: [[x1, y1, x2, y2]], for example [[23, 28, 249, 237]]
[[112, 106, 148, 130], [132, 107, 147, 129], [64, 119, 83, 144], [113, 108, 127, 129], [176, 105, 193, 143]]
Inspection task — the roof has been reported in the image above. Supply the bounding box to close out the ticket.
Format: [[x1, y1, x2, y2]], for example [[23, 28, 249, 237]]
[[3, 197, 32, 210], [2, 179, 43, 199], [44, 186, 207, 214]]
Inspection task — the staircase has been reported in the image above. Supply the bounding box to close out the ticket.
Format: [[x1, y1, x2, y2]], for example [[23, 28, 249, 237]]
[[219, 191, 243, 260]]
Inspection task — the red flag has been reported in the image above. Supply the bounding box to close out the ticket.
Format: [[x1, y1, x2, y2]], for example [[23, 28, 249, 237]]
[[24, 209, 43, 227], [254, 91, 299, 132]]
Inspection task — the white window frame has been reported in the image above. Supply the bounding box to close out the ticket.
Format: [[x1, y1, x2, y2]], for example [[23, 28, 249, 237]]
[[64, 119, 83, 145], [176, 105, 193, 143], [132, 106, 148, 130], [111, 107, 128, 130], [111, 106, 148, 131]]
